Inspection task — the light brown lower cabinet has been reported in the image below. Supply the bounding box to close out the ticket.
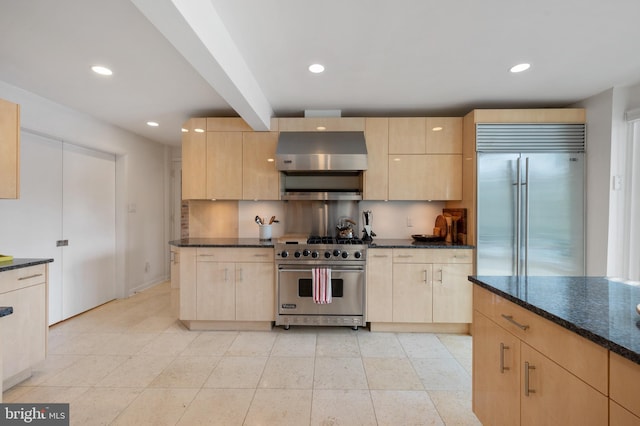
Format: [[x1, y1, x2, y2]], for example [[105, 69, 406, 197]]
[[473, 285, 614, 426], [367, 249, 472, 330], [178, 247, 274, 330], [610, 351, 640, 425]]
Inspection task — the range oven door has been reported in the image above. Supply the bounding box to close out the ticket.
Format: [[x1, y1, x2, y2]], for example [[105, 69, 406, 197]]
[[277, 265, 365, 316]]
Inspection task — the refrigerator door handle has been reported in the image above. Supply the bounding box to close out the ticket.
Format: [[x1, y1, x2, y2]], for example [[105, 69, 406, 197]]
[[524, 157, 530, 276], [514, 157, 521, 276]]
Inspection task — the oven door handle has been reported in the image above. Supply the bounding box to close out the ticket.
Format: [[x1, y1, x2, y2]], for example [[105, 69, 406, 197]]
[[277, 267, 365, 273]]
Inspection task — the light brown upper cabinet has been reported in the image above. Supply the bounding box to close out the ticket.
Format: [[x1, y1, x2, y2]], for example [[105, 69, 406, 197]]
[[181, 118, 207, 200], [277, 117, 365, 132], [242, 132, 279, 200], [388, 117, 426, 154], [426, 117, 462, 153], [363, 118, 389, 200], [206, 132, 243, 200], [0, 98, 20, 199]]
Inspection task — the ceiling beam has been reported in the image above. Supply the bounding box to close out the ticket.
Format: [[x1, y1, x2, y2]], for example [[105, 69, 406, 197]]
[[131, 0, 273, 130]]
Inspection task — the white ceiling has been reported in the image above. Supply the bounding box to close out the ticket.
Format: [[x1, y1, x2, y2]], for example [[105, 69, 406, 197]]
[[2, 0, 640, 146]]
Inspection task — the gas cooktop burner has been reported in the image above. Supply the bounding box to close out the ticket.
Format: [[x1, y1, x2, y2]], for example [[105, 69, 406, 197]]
[[307, 236, 365, 245]]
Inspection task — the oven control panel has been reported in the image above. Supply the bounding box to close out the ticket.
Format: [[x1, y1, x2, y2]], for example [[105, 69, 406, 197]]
[[275, 244, 366, 263]]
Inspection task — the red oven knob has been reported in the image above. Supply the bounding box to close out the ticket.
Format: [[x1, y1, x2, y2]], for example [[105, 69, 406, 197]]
[[280, 251, 289, 258]]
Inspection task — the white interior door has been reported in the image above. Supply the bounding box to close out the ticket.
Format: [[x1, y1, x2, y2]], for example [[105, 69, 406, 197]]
[[0, 132, 64, 323], [62, 143, 116, 318]]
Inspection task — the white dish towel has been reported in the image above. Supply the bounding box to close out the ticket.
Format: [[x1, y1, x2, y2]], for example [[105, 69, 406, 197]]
[[312, 267, 332, 304]]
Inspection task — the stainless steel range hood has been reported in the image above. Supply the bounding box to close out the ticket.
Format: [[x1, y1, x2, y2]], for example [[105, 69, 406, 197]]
[[276, 132, 368, 172], [276, 132, 368, 200]]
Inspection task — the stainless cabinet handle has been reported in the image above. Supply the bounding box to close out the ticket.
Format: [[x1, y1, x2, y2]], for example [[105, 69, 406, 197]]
[[436, 268, 443, 283], [253, 254, 269, 257], [238, 268, 243, 282], [500, 343, 510, 373], [524, 361, 536, 396], [19, 273, 44, 281], [423, 270, 428, 283], [501, 314, 530, 330], [199, 254, 215, 257], [397, 255, 413, 258], [372, 255, 389, 258], [18, 273, 43, 281], [224, 268, 229, 282]]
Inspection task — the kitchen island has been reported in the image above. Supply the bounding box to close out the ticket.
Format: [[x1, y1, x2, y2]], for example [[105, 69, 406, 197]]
[[0, 258, 51, 390], [469, 275, 640, 425]]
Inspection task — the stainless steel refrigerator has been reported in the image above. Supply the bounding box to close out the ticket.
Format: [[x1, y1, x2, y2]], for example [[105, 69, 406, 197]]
[[476, 124, 586, 276]]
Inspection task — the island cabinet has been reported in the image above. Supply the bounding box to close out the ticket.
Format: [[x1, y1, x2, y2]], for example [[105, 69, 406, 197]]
[[0, 263, 48, 390], [367, 248, 472, 332], [472, 285, 609, 426], [0, 98, 20, 199], [388, 117, 463, 200], [179, 247, 275, 330], [610, 351, 640, 425]]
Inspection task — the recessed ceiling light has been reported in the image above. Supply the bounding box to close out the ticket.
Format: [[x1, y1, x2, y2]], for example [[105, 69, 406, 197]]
[[267, 158, 275, 162], [181, 128, 189, 133], [194, 128, 205, 133], [308, 63, 325, 73], [316, 126, 327, 131], [146, 121, 159, 127], [510, 63, 531, 73], [91, 65, 113, 76], [432, 126, 443, 132]]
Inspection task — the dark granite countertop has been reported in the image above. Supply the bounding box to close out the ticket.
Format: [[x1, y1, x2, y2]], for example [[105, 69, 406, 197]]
[[469, 275, 640, 365], [369, 239, 475, 249], [0, 307, 13, 317], [169, 238, 275, 248], [169, 238, 474, 249], [0, 258, 54, 273]]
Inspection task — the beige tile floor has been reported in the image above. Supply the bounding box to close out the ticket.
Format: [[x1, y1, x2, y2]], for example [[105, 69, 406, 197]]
[[3, 281, 481, 425]]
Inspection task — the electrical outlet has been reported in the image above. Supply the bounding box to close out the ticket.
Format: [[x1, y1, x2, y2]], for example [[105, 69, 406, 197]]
[[407, 216, 413, 227]]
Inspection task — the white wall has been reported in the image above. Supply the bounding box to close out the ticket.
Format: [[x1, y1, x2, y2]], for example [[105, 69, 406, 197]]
[[574, 81, 640, 276], [0, 80, 171, 297]]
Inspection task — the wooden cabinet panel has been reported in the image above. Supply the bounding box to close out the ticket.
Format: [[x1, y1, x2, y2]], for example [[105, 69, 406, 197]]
[[196, 261, 236, 320], [0, 264, 47, 389], [179, 248, 197, 320], [206, 132, 243, 199], [392, 263, 433, 323], [235, 262, 275, 321], [388, 154, 462, 200], [610, 351, 640, 418], [520, 343, 608, 426], [473, 286, 608, 394], [388, 118, 426, 154], [433, 263, 473, 323], [366, 249, 393, 322], [426, 117, 462, 154], [0, 98, 20, 199], [206, 117, 252, 132], [364, 118, 389, 200], [181, 130, 206, 200], [242, 132, 279, 200], [473, 311, 521, 426], [610, 401, 640, 426]]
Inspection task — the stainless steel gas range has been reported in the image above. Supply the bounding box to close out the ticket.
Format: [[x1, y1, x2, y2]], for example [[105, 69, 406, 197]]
[[275, 236, 367, 330]]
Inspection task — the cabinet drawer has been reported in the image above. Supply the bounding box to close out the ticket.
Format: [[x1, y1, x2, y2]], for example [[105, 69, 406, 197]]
[[473, 285, 608, 394], [393, 248, 472, 264], [610, 400, 640, 426], [0, 265, 47, 294], [196, 248, 274, 262], [610, 351, 640, 418]]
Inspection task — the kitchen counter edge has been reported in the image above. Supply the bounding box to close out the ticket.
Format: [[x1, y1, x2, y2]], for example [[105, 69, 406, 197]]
[[169, 238, 474, 249], [469, 275, 640, 365], [0, 258, 54, 273]]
